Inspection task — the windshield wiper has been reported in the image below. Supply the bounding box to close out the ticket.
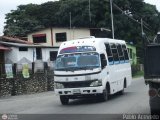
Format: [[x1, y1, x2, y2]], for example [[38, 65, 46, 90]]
[[64, 67, 78, 72], [76, 66, 87, 70], [78, 66, 95, 70], [87, 66, 95, 70], [56, 66, 98, 71]]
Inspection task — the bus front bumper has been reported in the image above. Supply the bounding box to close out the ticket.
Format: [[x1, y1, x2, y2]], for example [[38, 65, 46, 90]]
[[55, 86, 104, 96]]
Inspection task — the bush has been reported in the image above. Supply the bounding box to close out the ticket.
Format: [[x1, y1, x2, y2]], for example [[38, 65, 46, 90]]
[[131, 64, 144, 77]]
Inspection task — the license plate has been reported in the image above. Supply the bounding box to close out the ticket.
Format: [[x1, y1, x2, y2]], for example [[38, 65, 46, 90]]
[[73, 89, 81, 94]]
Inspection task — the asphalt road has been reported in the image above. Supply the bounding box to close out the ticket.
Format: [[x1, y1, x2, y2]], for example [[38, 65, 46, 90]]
[[0, 77, 151, 120]]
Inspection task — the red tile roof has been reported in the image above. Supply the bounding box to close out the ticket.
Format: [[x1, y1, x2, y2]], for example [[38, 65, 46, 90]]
[[0, 36, 33, 44], [0, 45, 11, 51]]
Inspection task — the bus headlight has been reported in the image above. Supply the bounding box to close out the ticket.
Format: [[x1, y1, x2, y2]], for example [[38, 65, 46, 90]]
[[90, 80, 102, 87], [55, 83, 64, 89]]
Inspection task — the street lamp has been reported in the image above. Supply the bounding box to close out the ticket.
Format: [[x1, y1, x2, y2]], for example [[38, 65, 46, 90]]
[[100, 28, 111, 32]]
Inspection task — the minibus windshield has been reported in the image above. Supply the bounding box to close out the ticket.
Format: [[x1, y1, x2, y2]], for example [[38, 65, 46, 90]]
[[55, 52, 100, 71]]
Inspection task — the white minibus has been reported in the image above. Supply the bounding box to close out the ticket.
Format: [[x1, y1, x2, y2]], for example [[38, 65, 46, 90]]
[[54, 37, 132, 105]]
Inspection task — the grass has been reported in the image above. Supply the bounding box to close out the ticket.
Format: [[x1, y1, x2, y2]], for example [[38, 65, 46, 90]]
[[132, 70, 144, 78]]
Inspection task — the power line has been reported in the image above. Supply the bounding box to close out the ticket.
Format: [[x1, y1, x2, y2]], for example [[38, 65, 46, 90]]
[[112, 2, 153, 32]]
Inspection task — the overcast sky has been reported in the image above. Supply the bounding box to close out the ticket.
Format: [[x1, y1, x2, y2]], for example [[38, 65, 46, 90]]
[[0, 0, 160, 36]]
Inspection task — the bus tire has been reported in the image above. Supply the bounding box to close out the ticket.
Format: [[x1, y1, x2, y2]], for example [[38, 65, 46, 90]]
[[119, 79, 127, 95], [60, 96, 69, 105], [100, 87, 109, 101], [119, 88, 124, 95], [119, 81, 125, 95]]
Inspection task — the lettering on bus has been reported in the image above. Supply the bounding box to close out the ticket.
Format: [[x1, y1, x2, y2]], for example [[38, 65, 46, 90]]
[[60, 46, 96, 54]]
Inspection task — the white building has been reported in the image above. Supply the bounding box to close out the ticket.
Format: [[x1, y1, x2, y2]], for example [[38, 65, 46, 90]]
[[0, 36, 58, 64], [1, 42, 58, 63]]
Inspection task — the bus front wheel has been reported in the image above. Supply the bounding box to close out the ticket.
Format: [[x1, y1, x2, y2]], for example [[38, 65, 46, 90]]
[[99, 87, 109, 101], [60, 96, 69, 105]]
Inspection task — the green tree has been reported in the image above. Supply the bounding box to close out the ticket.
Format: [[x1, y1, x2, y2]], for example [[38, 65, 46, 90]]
[[36, 1, 61, 27], [4, 4, 44, 37]]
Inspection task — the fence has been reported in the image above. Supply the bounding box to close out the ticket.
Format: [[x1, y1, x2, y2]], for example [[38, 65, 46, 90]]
[[0, 61, 55, 97]]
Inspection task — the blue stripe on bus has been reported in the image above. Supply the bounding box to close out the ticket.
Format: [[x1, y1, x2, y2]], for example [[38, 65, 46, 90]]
[[108, 60, 129, 65], [114, 61, 120, 64], [125, 60, 129, 63], [120, 60, 125, 63], [109, 61, 114, 65]]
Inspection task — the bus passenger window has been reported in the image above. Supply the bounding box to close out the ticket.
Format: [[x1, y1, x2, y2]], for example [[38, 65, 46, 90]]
[[105, 43, 112, 56], [105, 43, 114, 65], [110, 43, 120, 64], [100, 54, 107, 69], [122, 44, 129, 62], [117, 44, 125, 63]]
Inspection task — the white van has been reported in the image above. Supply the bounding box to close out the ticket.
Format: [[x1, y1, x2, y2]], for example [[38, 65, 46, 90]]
[[54, 37, 132, 105]]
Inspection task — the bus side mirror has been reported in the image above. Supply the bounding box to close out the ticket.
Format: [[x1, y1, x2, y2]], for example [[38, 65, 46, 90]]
[[100, 54, 107, 69]]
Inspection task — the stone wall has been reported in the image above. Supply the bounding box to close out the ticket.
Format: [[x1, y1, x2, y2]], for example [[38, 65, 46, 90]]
[[0, 78, 12, 97], [0, 62, 54, 98]]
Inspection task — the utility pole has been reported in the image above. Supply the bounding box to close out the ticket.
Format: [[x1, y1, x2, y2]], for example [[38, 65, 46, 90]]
[[110, 0, 114, 39], [69, 12, 72, 39], [69, 12, 72, 29], [89, 0, 91, 23]]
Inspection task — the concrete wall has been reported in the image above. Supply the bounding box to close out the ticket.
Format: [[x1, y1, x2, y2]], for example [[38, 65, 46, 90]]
[[5, 47, 35, 63], [5, 47, 19, 63], [18, 48, 34, 62]]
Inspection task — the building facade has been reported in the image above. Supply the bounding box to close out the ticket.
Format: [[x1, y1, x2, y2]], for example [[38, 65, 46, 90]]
[[3, 43, 58, 63], [27, 27, 90, 47], [0, 36, 58, 77]]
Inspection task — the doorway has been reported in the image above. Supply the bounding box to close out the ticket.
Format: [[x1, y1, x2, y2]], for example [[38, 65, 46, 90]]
[[36, 48, 42, 60], [0, 51, 4, 77]]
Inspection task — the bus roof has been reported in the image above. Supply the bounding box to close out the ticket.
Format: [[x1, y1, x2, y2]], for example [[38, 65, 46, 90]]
[[60, 37, 125, 48], [58, 37, 126, 54]]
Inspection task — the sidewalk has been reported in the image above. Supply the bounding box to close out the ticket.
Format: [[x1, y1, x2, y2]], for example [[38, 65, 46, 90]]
[[0, 91, 55, 102], [133, 76, 144, 80]]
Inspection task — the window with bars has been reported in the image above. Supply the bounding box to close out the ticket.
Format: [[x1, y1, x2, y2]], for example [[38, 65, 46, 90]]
[[105, 43, 114, 65], [105, 43, 129, 65], [32, 34, 47, 43], [55, 32, 67, 42]]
